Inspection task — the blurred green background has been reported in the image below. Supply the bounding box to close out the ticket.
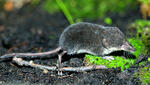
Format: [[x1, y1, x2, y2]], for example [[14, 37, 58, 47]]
[[1, 0, 150, 23], [0, 0, 142, 24]]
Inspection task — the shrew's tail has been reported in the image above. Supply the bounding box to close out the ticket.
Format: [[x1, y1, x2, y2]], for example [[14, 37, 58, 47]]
[[0, 47, 61, 61]]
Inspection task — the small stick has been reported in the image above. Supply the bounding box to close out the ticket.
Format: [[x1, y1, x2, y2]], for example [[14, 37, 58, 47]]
[[13, 57, 107, 72], [0, 47, 61, 60]]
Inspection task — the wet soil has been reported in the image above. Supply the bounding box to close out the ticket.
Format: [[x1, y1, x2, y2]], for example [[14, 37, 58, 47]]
[[0, 5, 143, 85]]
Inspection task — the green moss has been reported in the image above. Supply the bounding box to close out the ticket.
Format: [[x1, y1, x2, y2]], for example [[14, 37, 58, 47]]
[[84, 38, 147, 71], [85, 55, 135, 71], [131, 20, 150, 55], [126, 20, 150, 84], [134, 66, 150, 85], [148, 57, 150, 62], [128, 38, 147, 57], [131, 20, 150, 38], [139, 61, 148, 66]]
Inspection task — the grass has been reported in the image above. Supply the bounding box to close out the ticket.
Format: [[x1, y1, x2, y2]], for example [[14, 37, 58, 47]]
[[56, 0, 74, 24]]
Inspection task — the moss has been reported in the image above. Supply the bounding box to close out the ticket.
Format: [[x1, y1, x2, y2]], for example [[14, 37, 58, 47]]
[[128, 38, 147, 57], [84, 38, 146, 71], [125, 20, 150, 84], [139, 61, 148, 66], [131, 20, 150, 38], [148, 57, 150, 62], [131, 20, 150, 55], [134, 66, 150, 85], [85, 55, 135, 71]]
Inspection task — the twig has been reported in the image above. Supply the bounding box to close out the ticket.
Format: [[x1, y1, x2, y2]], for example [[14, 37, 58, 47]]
[[13, 57, 107, 72]]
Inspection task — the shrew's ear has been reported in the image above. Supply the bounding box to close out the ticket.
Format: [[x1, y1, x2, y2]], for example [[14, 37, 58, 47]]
[[102, 38, 109, 48]]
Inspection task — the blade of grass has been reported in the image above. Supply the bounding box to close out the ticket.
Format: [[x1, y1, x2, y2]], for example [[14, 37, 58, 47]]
[[56, 0, 74, 24]]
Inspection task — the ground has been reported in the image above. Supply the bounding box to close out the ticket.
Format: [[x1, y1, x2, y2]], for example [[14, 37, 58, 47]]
[[0, 6, 142, 85]]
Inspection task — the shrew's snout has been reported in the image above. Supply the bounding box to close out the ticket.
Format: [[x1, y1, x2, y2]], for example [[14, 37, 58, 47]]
[[121, 42, 136, 52]]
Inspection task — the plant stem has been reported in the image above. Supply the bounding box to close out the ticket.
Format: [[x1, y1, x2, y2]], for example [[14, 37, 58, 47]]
[[56, 0, 74, 24]]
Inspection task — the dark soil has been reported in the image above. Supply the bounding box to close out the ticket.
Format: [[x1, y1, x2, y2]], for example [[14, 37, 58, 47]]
[[0, 5, 142, 85]]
